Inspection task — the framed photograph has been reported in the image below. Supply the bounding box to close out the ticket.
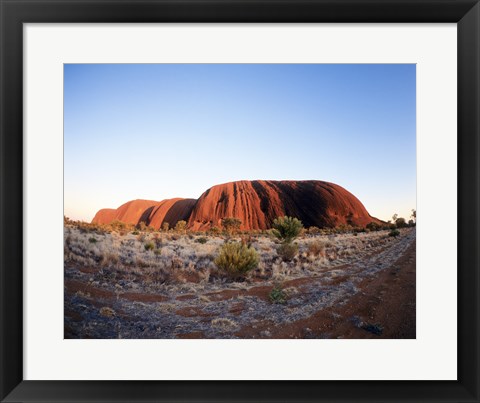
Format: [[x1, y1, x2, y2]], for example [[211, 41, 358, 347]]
[[1, 0, 479, 402]]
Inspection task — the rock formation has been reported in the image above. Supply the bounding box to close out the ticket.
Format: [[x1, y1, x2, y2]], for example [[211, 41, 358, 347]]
[[91, 180, 381, 230]]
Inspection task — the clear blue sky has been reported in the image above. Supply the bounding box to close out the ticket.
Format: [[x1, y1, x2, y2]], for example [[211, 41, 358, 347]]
[[64, 64, 416, 223]]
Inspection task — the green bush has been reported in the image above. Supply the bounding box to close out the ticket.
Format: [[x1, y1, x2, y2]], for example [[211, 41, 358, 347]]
[[214, 242, 259, 278], [366, 222, 381, 231], [88, 237, 97, 244], [144, 241, 155, 251], [195, 236, 208, 244], [269, 286, 287, 304], [389, 229, 400, 237], [395, 217, 407, 228], [277, 242, 299, 262], [271, 216, 304, 243]]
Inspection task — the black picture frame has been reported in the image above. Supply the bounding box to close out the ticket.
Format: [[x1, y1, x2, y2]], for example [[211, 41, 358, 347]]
[[1, 1, 479, 402]]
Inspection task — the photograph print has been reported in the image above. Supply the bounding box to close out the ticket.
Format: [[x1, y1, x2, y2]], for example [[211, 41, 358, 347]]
[[64, 64, 416, 339]]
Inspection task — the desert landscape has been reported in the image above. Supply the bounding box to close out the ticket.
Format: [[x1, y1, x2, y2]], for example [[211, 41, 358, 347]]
[[64, 180, 416, 339], [64, 63, 416, 339]]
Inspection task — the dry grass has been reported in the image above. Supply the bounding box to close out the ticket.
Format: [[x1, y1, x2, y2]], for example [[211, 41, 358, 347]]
[[65, 222, 407, 289]]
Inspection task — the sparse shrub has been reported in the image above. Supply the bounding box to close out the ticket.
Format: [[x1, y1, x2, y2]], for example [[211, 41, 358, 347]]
[[211, 318, 238, 331], [131, 230, 139, 235], [307, 226, 321, 235], [240, 234, 254, 248], [153, 235, 163, 248], [99, 307, 116, 317], [277, 242, 299, 262], [137, 233, 146, 242], [195, 237, 208, 244], [269, 285, 287, 304], [389, 229, 400, 237], [209, 226, 220, 236], [170, 257, 184, 269], [214, 242, 259, 278], [100, 252, 119, 267], [174, 220, 187, 233], [154, 248, 162, 256], [366, 222, 381, 231], [307, 240, 327, 257], [162, 222, 170, 232], [271, 216, 304, 244], [144, 241, 154, 251], [137, 222, 148, 231], [88, 237, 97, 244], [110, 220, 126, 232], [221, 217, 242, 235]]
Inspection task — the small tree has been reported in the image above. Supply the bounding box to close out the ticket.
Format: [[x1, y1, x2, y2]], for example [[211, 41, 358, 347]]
[[174, 220, 187, 233], [392, 213, 398, 223], [221, 217, 242, 235], [411, 209, 416, 223], [395, 217, 407, 228], [271, 216, 304, 244]]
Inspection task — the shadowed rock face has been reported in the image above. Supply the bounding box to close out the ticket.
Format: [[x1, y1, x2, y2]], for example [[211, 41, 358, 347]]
[[148, 198, 197, 229], [91, 180, 381, 230], [187, 180, 380, 230]]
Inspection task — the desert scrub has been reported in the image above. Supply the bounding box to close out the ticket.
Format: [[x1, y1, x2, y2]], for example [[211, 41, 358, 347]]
[[211, 318, 238, 332], [307, 240, 328, 257], [88, 237, 98, 244], [209, 226, 221, 236], [366, 222, 381, 231], [99, 307, 116, 317], [277, 242, 299, 262], [389, 229, 400, 237], [144, 241, 155, 251], [195, 236, 208, 244], [269, 285, 287, 304], [271, 216, 304, 243], [221, 217, 242, 235], [214, 242, 259, 278], [100, 252, 119, 267], [174, 220, 187, 233]]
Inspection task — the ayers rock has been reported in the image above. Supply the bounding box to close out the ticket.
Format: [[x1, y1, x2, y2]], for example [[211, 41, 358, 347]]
[[92, 180, 381, 231]]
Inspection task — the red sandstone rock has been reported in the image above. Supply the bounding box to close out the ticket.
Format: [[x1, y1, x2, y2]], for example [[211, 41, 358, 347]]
[[187, 180, 381, 230], [91, 180, 381, 230]]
